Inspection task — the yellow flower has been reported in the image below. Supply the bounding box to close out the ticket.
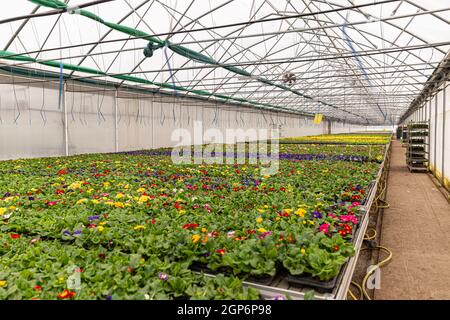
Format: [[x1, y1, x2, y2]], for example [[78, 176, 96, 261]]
[[124, 184, 130, 189], [137, 188, 146, 193], [276, 217, 281, 221], [192, 234, 201, 243], [99, 222, 107, 226], [256, 217, 263, 223], [115, 193, 125, 199], [300, 248, 306, 255], [9, 206, 16, 211], [264, 205, 269, 209], [69, 182, 82, 190], [76, 198, 88, 205], [258, 228, 267, 233], [309, 220, 315, 225], [138, 195, 150, 203], [0, 208, 6, 215], [0, 280, 7, 287], [98, 226, 105, 232], [91, 199, 100, 204], [257, 209, 265, 213], [103, 182, 110, 187], [134, 225, 145, 231], [284, 208, 293, 214], [201, 228, 207, 233], [114, 202, 124, 208], [295, 208, 306, 217], [179, 210, 186, 215], [302, 220, 307, 225]]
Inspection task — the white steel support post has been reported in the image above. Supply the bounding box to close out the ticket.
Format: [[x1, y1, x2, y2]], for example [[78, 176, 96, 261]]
[[63, 82, 69, 157], [442, 83, 447, 186], [114, 89, 119, 153], [434, 96, 438, 177]]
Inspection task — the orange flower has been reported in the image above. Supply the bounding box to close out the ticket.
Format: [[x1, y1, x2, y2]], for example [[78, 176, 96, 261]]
[[57, 289, 76, 299]]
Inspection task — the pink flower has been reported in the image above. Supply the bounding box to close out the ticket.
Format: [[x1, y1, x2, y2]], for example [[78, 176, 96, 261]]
[[319, 223, 330, 234], [340, 215, 359, 224], [352, 202, 361, 207], [328, 213, 337, 219]]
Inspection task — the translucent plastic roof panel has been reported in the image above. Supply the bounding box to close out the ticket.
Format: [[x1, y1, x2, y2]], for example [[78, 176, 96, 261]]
[[0, 0, 449, 124]]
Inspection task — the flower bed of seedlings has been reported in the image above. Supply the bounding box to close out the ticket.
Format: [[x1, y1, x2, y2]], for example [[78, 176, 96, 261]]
[[280, 134, 392, 145], [0, 139, 387, 300]]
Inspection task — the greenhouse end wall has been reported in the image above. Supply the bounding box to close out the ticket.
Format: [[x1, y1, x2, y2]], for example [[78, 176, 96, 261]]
[[403, 81, 450, 191], [1, 79, 377, 161]]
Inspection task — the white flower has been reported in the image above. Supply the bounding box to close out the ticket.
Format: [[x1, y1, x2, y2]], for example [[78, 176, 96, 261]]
[[144, 294, 150, 300]]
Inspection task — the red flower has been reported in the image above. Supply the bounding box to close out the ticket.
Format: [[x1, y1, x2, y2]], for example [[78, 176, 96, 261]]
[[174, 202, 182, 210], [57, 289, 76, 299], [33, 285, 42, 291], [182, 223, 199, 229], [216, 249, 225, 255], [57, 169, 68, 175], [55, 189, 65, 195], [10, 233, 21, 239], [87, 224, 97, 229], [280, 187, 286, 192], [151, 218, 156, 225], [47, 201, 58, 207]]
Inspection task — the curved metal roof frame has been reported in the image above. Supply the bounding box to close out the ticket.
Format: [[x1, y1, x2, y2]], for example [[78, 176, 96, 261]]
[[0, 0, 449, 125]]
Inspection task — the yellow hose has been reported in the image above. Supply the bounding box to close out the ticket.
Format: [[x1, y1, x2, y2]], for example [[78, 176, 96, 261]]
[[360, 246, 393, 300], [364, 228, 377, 241]]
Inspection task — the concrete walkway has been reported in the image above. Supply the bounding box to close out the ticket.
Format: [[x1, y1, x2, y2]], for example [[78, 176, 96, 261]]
[[375, 140, 450, 300]]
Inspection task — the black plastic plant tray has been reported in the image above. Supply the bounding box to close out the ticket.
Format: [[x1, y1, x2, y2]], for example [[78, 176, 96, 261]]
[[361, 181, 375, 206], [286, 264, 346, 294], [189, 261, 278, 286]]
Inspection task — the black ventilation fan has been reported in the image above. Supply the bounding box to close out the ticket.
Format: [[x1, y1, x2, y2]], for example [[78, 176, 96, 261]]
[[282, 72, 297, 86]]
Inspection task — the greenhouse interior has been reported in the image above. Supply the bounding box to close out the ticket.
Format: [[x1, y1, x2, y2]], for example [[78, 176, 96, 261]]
[[0, 0, 449, 302]]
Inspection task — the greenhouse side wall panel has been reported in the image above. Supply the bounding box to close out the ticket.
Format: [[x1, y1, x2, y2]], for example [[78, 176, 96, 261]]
[[1, 81, 394, 160], [445, 83, 450, 190], [429, 96, 436, 170], [0, 84, 64, 160], [66, 92, 116, 155], [435, 87, 444, 182]]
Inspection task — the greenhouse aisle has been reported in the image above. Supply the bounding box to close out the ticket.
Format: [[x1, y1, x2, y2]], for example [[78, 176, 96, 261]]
[[375, 140, 450, 300]]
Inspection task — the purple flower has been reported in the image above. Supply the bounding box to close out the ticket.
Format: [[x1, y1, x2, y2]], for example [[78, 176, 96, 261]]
[[106, 295, 112, 300], [63, 230, 72, 236], [28, 197, 35, 201], [273, 295, 287, 300], [88, 215, 100, 221], [258, 231, 272, 239], [312, 211, 322, 219], [158, 273, 169, 281], [73, 230, 82, 236], [4, 192, 11, 197]]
